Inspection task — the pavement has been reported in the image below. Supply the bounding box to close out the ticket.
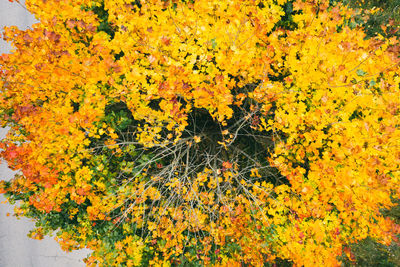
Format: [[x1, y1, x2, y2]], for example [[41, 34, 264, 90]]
[[0, 1, 89, 266]]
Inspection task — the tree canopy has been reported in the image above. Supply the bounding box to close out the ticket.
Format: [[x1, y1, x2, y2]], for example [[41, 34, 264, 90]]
[[1, 0, 399, 266]]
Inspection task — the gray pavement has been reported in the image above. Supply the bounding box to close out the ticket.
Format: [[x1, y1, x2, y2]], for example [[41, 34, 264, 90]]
[[0, 1, 89, 266]]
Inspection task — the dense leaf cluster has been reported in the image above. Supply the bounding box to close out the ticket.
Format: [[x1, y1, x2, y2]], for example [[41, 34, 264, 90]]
[[1, 0, 399, 266]]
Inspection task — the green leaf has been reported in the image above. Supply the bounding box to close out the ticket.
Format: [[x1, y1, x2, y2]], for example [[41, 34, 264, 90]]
[[211, 38, 217, 49], [369, 79, 376, 86], [356, 69, 367, 76]]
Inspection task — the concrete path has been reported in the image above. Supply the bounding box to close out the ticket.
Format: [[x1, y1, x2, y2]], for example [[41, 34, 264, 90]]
[[0, 1, 89, 266]]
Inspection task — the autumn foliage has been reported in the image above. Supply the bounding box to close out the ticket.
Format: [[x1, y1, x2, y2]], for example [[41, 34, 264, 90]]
[[1, 0, 400, 266]]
